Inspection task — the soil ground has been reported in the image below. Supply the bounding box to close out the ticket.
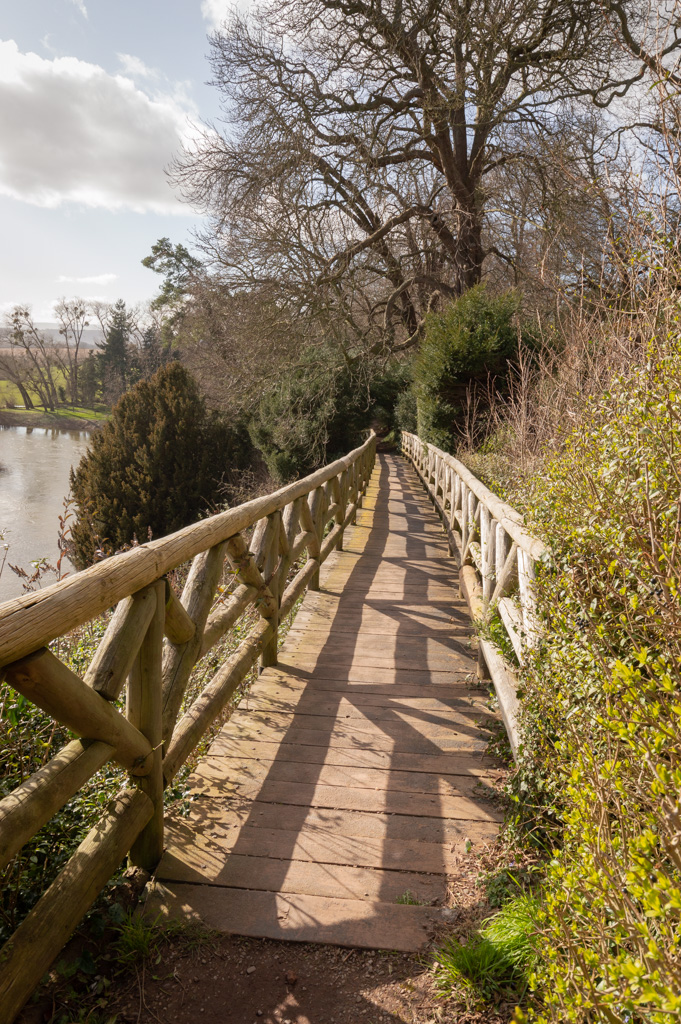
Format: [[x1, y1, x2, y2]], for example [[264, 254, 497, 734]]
[[105, 933, 506, 1024]]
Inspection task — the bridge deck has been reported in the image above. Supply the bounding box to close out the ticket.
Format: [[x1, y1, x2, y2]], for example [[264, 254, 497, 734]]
[[150, 453, 502, 951]]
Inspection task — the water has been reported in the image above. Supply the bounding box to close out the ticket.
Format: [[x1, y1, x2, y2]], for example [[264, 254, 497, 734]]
[[0, 426, 90, 603]]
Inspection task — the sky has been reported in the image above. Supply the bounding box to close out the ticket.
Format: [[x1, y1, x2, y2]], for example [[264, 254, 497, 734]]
[[0, 0, 233, 321]]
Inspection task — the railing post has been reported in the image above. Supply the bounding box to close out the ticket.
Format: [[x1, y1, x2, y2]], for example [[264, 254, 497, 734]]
[[518, 550, 539, 648], [308, 486, 324, 591], [480, 505, 494, 607], [260, 511, 281, 669], [460, 482, 469, 553], [333, 471, 346, 550], [495, 524, 510, 596], [128, 579, 165, 871], [161, 541, 227, 743]]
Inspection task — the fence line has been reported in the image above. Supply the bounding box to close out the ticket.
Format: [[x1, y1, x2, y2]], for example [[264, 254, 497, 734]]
[[401, 432, 547, 756], [0, 432, 377, 1023]]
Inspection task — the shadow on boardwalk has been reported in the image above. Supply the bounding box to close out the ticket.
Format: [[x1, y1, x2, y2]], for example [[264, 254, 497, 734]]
[[151, 452, 503, 950]]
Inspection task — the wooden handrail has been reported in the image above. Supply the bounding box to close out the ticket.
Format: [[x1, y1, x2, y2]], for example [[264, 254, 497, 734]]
[[0, 436, 376, 667], [0, 431, 377, 1024], [401, 431, 546, 758]]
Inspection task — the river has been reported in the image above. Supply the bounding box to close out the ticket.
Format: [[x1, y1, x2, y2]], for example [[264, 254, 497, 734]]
[[0, 425, 90, 603]]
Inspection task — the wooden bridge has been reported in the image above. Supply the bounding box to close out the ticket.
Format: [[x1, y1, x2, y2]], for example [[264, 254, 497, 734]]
[[0, 432, 545, 1022]]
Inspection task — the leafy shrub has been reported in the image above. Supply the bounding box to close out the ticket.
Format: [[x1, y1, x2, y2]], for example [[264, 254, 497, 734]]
[[70, 362, 251, 565], [513, 339, 681, 1021], [413, 286, 536, 451]]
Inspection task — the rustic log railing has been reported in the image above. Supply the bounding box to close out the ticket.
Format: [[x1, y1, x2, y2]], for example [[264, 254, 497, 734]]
[[0, 432, 376, 1023], [401, 432, 547, 758]]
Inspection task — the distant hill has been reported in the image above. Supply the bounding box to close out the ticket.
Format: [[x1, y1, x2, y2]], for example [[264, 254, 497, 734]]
[[34, 323, 105, 349]]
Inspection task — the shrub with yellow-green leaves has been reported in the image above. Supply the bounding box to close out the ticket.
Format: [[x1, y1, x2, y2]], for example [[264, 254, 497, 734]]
[[513, 340, 681, 1021]]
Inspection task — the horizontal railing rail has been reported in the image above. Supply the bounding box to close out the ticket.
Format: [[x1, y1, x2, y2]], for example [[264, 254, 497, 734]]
[[401, 432, 547, 757], [0, 431, 377, 1023]]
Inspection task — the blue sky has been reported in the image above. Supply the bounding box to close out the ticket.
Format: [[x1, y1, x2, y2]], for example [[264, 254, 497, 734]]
[[0, 0, 232, 320]]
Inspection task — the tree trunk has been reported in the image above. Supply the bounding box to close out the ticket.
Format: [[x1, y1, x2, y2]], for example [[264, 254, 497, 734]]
[[453, 214, 485, 295], [16, 383, 33, 410]]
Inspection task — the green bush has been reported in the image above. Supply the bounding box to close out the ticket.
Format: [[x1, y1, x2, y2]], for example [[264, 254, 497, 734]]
[[70, 362, 251, 565], [513, 339, 681, 1022], [413, 286, 536, 451], [249, 350, 408, 482]]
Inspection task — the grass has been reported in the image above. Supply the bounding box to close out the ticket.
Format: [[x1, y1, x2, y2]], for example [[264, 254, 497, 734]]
[[433, 892, 539, 1002], [396, 889, 428, 905], [0, 376, 110, 422]]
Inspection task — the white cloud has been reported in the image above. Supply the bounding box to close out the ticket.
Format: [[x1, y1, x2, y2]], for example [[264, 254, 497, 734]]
[[117, 53, 157, 79], [0, 39, 199, 214], [69, 0, 88, 18], [201, 0, 231, 29], [56, 273, 118, 285]]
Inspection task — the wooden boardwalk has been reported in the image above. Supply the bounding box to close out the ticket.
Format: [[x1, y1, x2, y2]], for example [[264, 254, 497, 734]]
[[150, 453, 502, 951]]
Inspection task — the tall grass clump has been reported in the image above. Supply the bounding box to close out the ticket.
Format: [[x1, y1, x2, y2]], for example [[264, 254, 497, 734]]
[[434, 892, 539, 1002], [512, 330, 681, 1021]]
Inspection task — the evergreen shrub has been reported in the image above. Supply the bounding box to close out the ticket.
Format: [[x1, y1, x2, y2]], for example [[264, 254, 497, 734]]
[[249, 351, 407, 482], [70, 362, 250, 565], [413, 286, 535, 451]]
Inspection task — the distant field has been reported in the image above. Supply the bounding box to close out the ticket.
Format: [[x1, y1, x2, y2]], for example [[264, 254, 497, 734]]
[[0, 378, 109, 422]]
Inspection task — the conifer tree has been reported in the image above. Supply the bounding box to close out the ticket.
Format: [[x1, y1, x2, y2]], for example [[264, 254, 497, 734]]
[[70, 362, 246, 566], [97, 299, 130, 403]]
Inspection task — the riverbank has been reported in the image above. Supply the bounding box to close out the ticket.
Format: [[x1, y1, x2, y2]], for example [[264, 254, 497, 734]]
[[0, 408, 108, 432]]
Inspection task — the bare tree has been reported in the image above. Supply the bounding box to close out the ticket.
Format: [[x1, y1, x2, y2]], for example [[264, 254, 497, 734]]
[[171, 0, 679, 354], [53, 298, 89, 405], [1, 308, 60, 411]]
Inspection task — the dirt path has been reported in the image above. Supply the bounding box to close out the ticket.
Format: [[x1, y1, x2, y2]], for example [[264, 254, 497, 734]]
[[106, 934, 507, 1024]]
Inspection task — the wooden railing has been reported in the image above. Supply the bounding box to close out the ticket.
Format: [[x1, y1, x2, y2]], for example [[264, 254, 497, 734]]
[[0, 432, 376, 1023], [401, 432, 547, 758]]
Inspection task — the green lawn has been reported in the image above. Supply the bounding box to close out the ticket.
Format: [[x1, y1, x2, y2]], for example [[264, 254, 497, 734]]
[[0, 378, 109, 422]]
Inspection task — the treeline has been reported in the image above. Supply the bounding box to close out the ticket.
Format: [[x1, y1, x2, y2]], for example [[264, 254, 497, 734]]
[[0, 299, 169, 412]]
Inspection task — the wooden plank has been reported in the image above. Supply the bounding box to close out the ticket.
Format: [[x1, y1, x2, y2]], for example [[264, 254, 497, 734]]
[[283, 634, 471, 658], [207, 735, 499, 777], [298, 594, 465, 616], [219, 718, 490, 755], [283, 636, 471, 658], [197, 754, 499, 796], [157, 841, 447, 903], [241, 695, 492, 728], [162, 819, 460, 874], [173, 798, 498, 846], [191, 757, 499, 802], [188, 769, 502, 822], [288, 613, 470, 637], [145, 882, 441, 951], [228, 707, 495, 744], [244, 687, 487, 716], [257, 665, 475, 688], [318, 583, 456, 600]]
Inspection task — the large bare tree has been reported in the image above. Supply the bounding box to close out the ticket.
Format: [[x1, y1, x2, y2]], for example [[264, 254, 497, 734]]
[[172, 0, 679, 353]]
